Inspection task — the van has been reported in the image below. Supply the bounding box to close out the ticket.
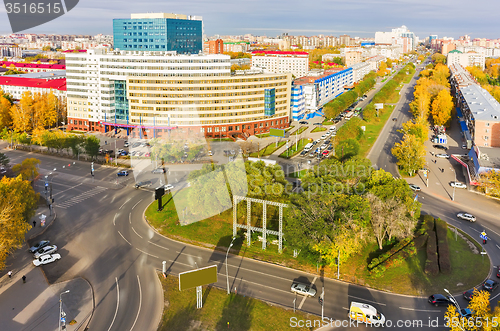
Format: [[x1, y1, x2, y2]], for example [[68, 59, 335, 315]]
[[304, 143, 313, 152], [348, 302, 385, 326]]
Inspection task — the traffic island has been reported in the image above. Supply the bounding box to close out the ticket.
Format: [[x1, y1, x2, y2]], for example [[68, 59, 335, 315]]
[[157, 272, 314, 331]]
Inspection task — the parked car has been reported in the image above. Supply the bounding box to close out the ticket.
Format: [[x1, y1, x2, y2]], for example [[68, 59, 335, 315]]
[[392, 118, 397, 122], [435, 154, 450, 159], [208, 150, 213, 156], [29, 240, 50, 253], [135, 180, 152, 189], [117, 170, 129, 176], [163, 184, 174, 191], [152, 168, 166, 174], [34, 245, 57, 259], [299, 121, 308, 125], [291, 283, 316, 297], [457, 212, 476, 222], [119, 151, 128, 156], [33, 253, 61, 267], [433, 144, 448, 151], [428, 294, 452, 306], [329, 126, 336, 132], [450, 182, 467, 189], [309, 151, 316, 158], [300, 150, 308, 156], [314, 139, 321, 145], [145, 152, 151, 157], [320, 144, 328, 150], [321, 134, 328, 140], [409, 184, 421, 191], [123, 141, 130, 148], [463, 289, 476, 301], [483, 280, 499, 292], [322, 150, 330, 157]]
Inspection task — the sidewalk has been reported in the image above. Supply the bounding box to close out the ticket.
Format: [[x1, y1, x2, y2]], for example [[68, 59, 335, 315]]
[[0, 205, 94, 331]]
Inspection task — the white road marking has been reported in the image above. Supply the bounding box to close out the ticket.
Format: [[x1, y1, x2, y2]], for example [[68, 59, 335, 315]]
[[129, 213, 132, 224], [490, 292, 500, 301], [56, 186, 107, 208], [52, 183, 83, 197], [399, 307, 441, 312], [129, 275, 142, 331], [132, 226, 143, 239], [482, 225, 500, 238], [119, 198, 131, 210], [135, 248, 159, 259], [469, 227, 479, 233], [106, 277, 120, 331], [118, 231, 132, 246], [131, 199, 142, 210], [113, 214, 118, 226], [348, 295, 386, 306], [496, 245, 500, 250], [147, 241, 169, 250]]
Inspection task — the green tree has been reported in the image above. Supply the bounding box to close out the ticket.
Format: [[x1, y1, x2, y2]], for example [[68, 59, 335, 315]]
[[83, 136, 100, 160], [391, 134, 426, 176], [399, 119, 429, 144], [335, 139, 360, 161], [66, 134, 85, 157], [0, 152, 9, 167], [431, 53, 446, 64]]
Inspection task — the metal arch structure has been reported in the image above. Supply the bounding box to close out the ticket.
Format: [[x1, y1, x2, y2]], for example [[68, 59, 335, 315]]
[[233, 195, 288, 253]]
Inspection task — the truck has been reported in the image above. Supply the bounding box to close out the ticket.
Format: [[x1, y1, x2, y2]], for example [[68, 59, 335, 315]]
[[348, 302, 385, 326]]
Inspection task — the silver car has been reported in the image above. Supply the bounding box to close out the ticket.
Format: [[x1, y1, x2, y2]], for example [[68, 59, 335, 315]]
[[450, 182, 467, 189], [291, 283, 316, 297], [34, 245, 57, 259], [457, 213, 476, 222]]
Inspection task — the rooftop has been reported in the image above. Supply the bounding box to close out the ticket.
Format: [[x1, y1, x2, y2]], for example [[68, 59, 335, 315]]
[[0, 77, 66, 91], [0, 61, 65, 70], [461, 84, 500, 122], [449, 64, 477, 88], [293, 68, 346, 85], [8, 70, 66, 79], [251, 51, 309, 56]]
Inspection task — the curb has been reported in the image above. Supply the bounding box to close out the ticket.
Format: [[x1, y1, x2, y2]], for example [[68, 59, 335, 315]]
[[75, 276, 95, 331], [27, 208, 57, 241]]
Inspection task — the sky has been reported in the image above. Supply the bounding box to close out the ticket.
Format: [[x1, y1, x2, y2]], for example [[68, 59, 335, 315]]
[[0, 0, 499, 40]]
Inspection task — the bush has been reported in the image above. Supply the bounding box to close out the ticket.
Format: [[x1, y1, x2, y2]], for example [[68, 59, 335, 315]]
[[422, 215, 435, 233], [425, 230, 439, 275], [414, 234, 428, 249], [435, 219, 451, 274]]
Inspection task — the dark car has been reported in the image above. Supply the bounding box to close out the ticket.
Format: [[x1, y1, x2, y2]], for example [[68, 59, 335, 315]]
[[483, 280, 499, 292], [463, 289, 477, 301], [300, 150, 308, 156], [392, 117, 397, 122], [428, 294, 452, 306], [29, 240, 51, 253], [433, 144, 448, 151], [299, 121, 308, 125], [117, 170, 129, 176], [135, 180, 152, 189]]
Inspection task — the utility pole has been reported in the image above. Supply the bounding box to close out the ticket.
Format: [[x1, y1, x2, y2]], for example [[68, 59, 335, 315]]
[[59, 290, 70, 331]]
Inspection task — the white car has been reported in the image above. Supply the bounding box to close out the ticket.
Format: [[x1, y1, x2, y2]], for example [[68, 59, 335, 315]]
[[450, 182, 467, 189], [123, 142, 129, 148], [321, 134, 328, 140], [33, 253, 61, 267], [409, 184, 421, 191], [34, 245, 57, 259], [457, 213, 476, 222], [320, 144, 328, 150], [329, 126, 336, 132], [435, 154, 450, 159], [291, 283, 316, 297], [164, 184, 174, 191], [208, 150, 213, 156]]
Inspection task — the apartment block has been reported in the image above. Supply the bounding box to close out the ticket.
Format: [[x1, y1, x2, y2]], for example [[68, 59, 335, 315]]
[[251, 51, 309, 78]]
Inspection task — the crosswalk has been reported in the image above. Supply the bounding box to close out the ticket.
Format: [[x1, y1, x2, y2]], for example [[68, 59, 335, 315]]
[[56, 186, 107, 209]]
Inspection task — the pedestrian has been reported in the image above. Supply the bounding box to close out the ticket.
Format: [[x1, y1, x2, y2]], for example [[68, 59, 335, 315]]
[[32, 220, 36, 228], [22, 275, 26, 283], [8, 271, 12, 278]]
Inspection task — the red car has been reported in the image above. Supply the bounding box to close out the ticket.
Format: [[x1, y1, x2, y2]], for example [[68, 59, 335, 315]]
[[145, 152, 151, 157], [322, 150, 329, 157]]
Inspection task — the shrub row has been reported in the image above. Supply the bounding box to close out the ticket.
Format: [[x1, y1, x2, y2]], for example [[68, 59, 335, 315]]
[[435, 218, 451, 274], [368, 236, 413, 270], [414, 233, 429, 249], [424, 230, 439, 275]]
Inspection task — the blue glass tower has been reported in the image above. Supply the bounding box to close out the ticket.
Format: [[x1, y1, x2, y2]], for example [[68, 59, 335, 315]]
[[113, 13, 203, 54]]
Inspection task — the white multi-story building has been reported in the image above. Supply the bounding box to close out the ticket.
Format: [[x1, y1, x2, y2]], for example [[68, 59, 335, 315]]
[[350, 62, 372, 83], [251, 51, 309, 78], [65, 49, 292, 138], [366, 55, 386, 71], [447, 50, 485, 69]]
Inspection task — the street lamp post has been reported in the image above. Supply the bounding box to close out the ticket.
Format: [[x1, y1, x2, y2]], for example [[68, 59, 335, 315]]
[[444, 288, 460, 311], [451, 167, 456, 201], [226, 237, 236, 294], [59, 290, 70, 331]]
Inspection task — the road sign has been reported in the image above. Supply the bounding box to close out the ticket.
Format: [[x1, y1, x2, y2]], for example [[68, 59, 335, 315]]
[[480, 232, 488, 240], [179, 265, 218, 291], [269, 128, 286, 138]]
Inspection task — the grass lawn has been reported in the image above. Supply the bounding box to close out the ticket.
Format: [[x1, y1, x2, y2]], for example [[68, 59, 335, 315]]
[[249, 141, 286, 157], [388, 91, 401, 104], [403, 75, 413, 84], [255, 133, 270, 138], [322, 119, 334, 125], [279, 138, 310, 159], [207, 138, 234, 142], [311, 127, 327, 133], [158, 274, 314, 331], [358, 105, 395, 157], [285, 126, 295, 132], [340, 227, 489, 296], [289, 126, 308, 136]]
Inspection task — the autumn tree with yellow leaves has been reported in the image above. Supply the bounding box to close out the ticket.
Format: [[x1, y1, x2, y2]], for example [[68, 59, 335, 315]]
[[0, 175, 39, 270], [431, 89, 454, 126], [10, 91, 63, 133]]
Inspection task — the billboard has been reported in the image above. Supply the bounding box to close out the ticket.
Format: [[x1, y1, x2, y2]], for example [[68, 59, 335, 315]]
[[179, 265, 218, 291], [269, 128, 286, 138]]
